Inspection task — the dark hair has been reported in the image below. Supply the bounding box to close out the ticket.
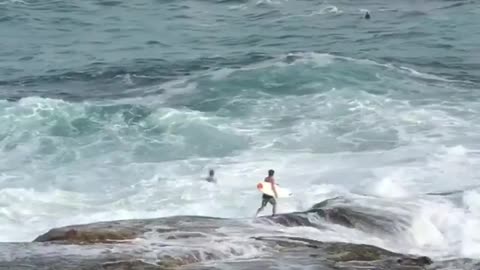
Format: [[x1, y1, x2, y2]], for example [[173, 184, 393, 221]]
[[209, 169, 214, 175], [268, 169, 274, 176]]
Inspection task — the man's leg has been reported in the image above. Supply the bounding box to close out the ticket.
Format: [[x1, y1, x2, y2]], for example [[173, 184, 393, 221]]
[[270, 198, 277, 216], [256, 197, 268, 217]]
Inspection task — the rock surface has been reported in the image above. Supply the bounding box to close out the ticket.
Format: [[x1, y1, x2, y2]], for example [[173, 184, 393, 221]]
[[1, 198, 478, 270]]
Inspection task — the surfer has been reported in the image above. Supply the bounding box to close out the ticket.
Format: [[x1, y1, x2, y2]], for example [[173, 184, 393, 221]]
[[255, 169, 278, 217], [364, 11, 370, 19], [205, 169, 216, 183]]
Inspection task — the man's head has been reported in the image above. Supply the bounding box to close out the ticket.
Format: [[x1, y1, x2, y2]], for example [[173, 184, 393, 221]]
[[209, 169, 215, 176], [268, 169, 274, 176]]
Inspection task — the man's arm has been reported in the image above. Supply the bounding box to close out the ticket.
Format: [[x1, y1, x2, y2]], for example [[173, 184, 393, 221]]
[[271, 179, 278, 198]]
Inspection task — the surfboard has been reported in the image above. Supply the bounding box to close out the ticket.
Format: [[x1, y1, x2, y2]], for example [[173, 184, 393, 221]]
[[256, 181, 292, 198]]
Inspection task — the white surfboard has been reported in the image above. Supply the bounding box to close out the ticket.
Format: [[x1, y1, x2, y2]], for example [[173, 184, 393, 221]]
[[256, 181, 292, 198]]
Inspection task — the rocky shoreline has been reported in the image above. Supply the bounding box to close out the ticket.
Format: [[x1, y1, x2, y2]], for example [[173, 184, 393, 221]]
[[1, 198, 478, 270]]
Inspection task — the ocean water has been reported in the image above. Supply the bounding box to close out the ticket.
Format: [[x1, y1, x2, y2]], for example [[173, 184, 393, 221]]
[[1, 0, 480, 263]]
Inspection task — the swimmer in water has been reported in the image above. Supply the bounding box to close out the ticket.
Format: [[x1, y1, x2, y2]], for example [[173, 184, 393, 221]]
[[205, 169, 216, 183]]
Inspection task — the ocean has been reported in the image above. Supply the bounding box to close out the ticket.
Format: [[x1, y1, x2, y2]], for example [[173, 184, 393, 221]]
[[1, 0, 480, 268]]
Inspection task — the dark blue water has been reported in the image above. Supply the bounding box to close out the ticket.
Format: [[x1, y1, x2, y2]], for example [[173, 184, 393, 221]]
[[1, 0, 479, 101]]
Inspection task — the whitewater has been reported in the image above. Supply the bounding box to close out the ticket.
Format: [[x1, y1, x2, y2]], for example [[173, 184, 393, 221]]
[[1, 0, 480, 268]]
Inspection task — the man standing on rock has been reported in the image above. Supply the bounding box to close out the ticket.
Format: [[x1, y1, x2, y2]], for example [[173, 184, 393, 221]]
[[255, 169, 278, 217]]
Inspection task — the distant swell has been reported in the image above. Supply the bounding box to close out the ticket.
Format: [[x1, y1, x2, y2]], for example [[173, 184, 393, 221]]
[[0, 53, 273, 101], [1, 52, 473, 102]]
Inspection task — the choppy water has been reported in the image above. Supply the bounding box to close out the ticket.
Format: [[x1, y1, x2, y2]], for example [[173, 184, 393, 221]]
[[1, 0, 480, 264]]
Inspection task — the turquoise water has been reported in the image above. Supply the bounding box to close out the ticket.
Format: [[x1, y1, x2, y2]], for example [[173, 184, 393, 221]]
[[1, 0, 480, 261]]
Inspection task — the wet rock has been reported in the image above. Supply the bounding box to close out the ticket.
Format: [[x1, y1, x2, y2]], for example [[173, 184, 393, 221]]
[[157, 251, 220, 268], [310, 196, 345, 209], [166, 232, 207, 240], [398, 256, 433, 266], [258, 211, 325, 228], [252, 236, 433, 270], [0, 209, 476, 270], [102, 260, 167, 270], [305, 197, 411, 236], [259, 204, 400, 236], [33, 227, 138, 244], [324, 241, 398, 261], [33, 216, 226, 244], [156, 228, 177, 233], [33, 222, 144, 244]]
